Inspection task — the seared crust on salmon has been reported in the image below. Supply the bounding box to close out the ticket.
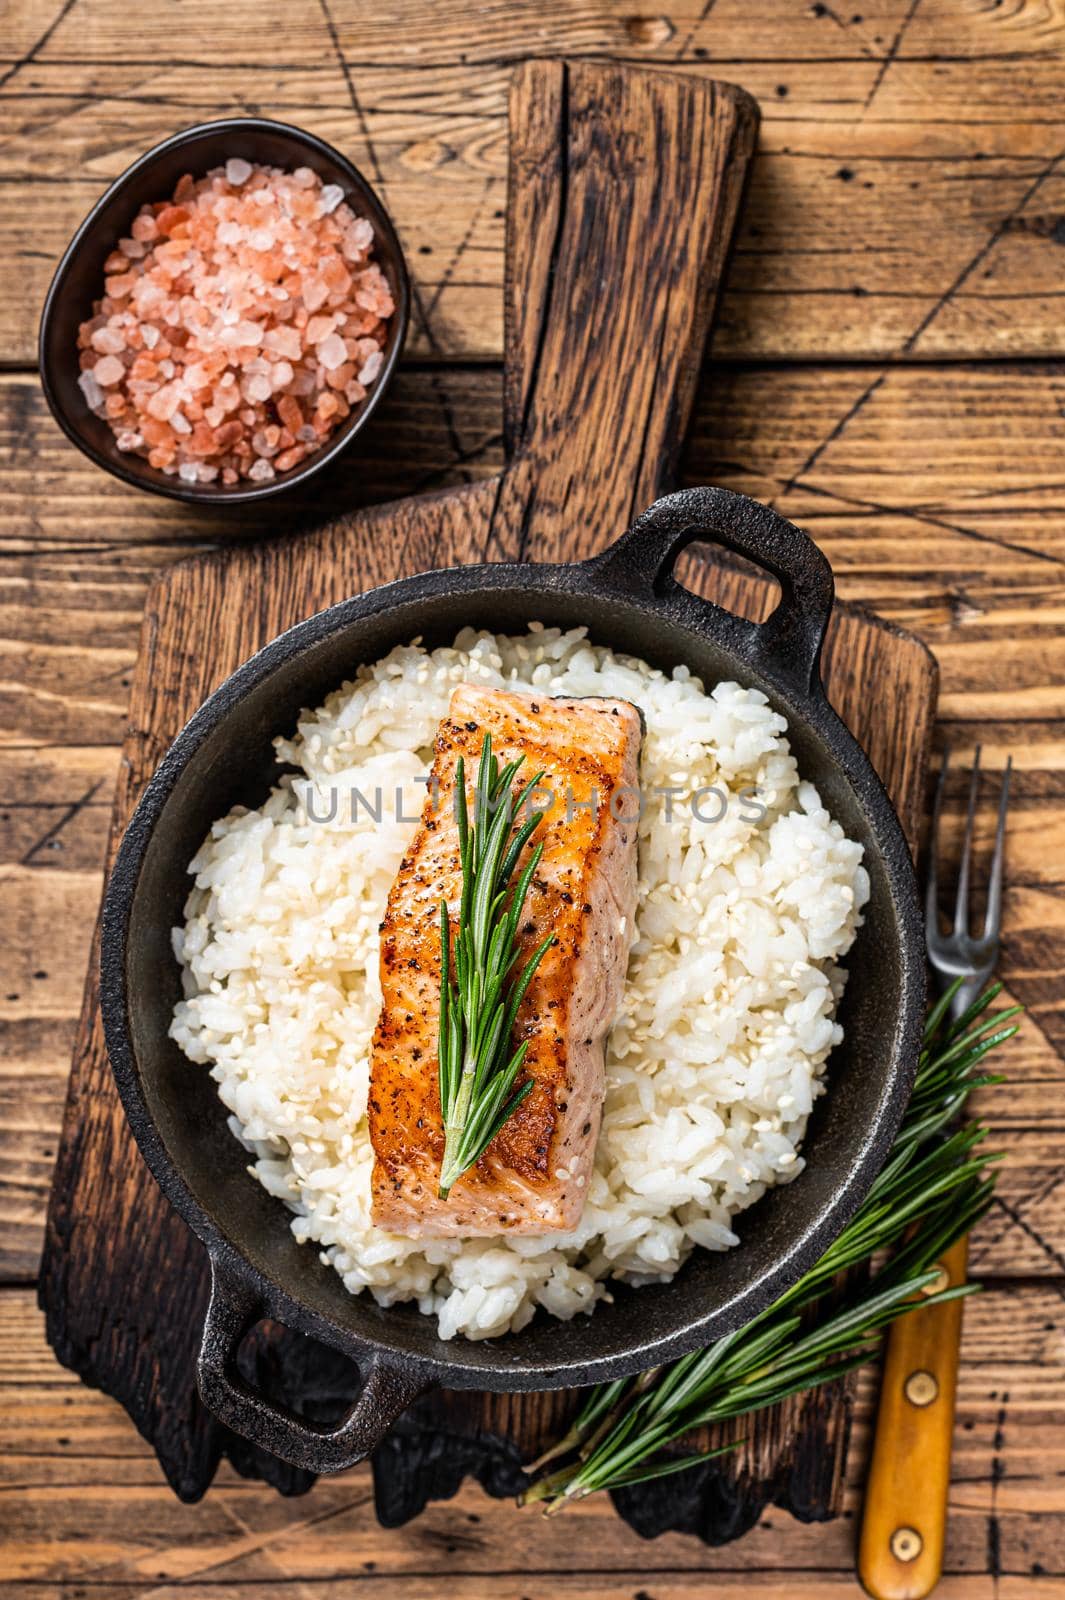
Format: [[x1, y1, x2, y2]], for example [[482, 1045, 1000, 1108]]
[[369, 683, 641, 1236]]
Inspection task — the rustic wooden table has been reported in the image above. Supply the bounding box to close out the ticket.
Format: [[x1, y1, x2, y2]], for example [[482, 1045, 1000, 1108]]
[[3, 2, 1064, 1595]]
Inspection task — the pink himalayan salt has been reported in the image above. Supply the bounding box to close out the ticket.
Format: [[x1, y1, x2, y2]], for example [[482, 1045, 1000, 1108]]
[[75, 160, 394, 486], [316, 332, 347, 370], [93, 355, 126, 386], [304, 314, 335, 343]]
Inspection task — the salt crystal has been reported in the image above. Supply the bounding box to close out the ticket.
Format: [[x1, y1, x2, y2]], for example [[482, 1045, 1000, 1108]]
[[77, 369, 105, 409], [93, 355, 125, 386], [249, 229, 274, 251], [319, 184, 344, 214], [178, 462, 200, 482], [305, 314, 335, 344], [264, 324, 301, 360], [248, 458, 275, 481], [105, 271, 136, 299], [316, 332, 347, 370], [303, 277, 329, 312], [142, 324, 160, 349], [251, 429, 279, 458], [344, 218, 373, 256], [147, 383, 181, 421], [226, 158, 252, 187], [358, 350, 384, 385], [171, 411, 192, 435]]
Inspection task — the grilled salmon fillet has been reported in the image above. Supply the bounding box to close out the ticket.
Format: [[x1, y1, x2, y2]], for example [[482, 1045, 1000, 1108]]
[[369, 683, 642, 1237]]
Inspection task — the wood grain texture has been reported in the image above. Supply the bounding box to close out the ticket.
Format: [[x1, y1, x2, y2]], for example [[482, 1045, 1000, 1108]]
[[1, 1, 1064, 364], [3, 1284, 1064, 1593]]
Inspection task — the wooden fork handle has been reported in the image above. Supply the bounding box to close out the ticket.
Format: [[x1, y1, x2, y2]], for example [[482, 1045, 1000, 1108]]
[[858, 1234, 969, 1599]]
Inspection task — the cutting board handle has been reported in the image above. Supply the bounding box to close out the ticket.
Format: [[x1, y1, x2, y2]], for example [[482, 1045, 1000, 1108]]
[[489, 59, 758, 565]]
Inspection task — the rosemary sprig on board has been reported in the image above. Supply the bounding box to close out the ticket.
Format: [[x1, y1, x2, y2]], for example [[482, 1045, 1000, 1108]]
[[437, 734, 555, 1200], [521, 981, 1018, 1511]]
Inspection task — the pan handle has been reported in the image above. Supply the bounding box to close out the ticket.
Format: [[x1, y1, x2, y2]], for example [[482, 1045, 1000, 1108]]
[[197, 1256, 430, 1473], [587, 487, 835, 697]]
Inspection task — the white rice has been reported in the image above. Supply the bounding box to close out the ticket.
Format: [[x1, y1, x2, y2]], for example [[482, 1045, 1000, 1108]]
[[170, 626, 869, 1340]]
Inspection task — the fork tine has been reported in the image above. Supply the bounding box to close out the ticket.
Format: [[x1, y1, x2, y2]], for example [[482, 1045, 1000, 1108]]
[[983, 754, 1012, 941], [953, 744, 982, 937], [925, 743, 950, 942]]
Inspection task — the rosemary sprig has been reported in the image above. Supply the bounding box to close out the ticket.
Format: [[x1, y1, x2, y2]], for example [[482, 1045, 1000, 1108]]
[[521, 980, 1018, 1511], [437, 734, 555, 1199]]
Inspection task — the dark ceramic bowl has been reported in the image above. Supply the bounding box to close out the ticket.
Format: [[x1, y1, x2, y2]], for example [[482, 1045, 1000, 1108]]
[[38, 117, 410, 505], [100, 488, 925, 1473]]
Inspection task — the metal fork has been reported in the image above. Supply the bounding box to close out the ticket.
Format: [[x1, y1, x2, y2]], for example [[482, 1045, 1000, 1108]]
[[925, 744, 1012, 1018], [859, 744, 1012, 1600]]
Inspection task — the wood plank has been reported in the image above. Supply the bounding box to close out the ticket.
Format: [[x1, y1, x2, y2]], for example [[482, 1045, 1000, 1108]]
[[1, 1285, 1062, 1591], [11, 358, 1065, 566], [4, 0, 1061, 74], [7, 1585, 1059, 1600], [7, 1583, 1059, 1600], [0, 0, 1063, 362]]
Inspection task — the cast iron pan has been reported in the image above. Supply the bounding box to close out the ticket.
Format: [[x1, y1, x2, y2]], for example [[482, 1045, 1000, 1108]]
[[100, 486, 924, 1473]]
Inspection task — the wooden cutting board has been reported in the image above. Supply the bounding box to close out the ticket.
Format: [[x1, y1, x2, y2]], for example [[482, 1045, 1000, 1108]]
[[39, 59, 937, 1541]]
